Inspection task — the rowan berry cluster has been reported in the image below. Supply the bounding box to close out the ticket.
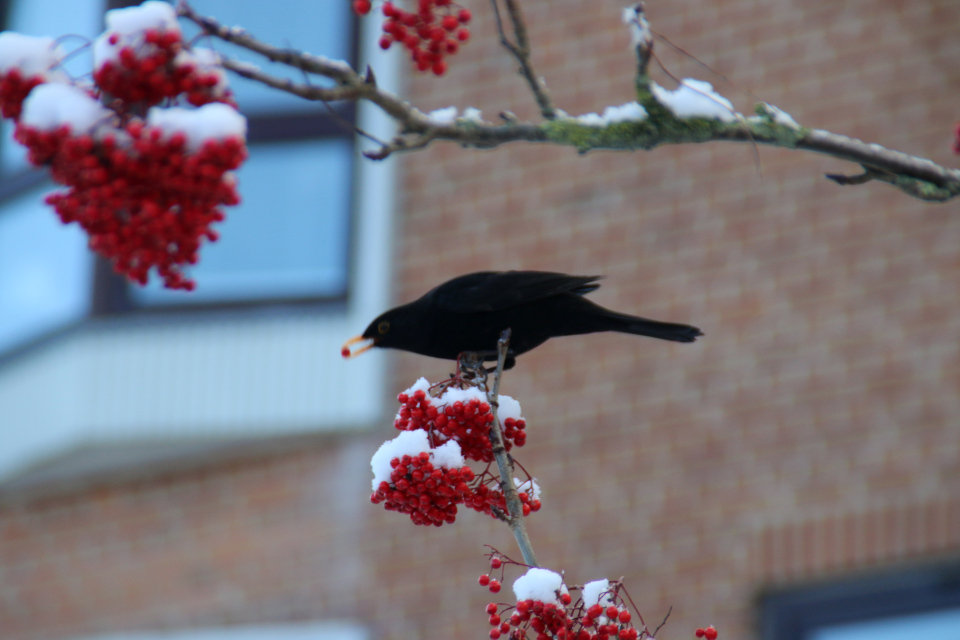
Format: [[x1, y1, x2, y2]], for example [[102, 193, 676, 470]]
[[480, 557, 650, 640], [469, 478, 541, 519], [18, 118, 245, 289], [370, 379, 541, 526], [352, 0, 472, 76], [0, 3, 247, 291], [395, 386, 526, 462], [694, 627, 718, 640], [952, 122, 960, 155], [371, 451, 476, 526], [94, 27, 234, 108]]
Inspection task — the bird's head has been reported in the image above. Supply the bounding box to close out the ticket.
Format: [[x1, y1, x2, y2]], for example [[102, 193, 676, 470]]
[[341, 307, 414, 359]]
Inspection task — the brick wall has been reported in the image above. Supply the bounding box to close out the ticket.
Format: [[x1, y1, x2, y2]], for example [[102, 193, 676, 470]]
[[2, 1, 959, 639]]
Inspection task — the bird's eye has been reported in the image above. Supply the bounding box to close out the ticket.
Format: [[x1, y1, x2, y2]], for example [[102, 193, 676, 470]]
[[378, 321, 390, 335]]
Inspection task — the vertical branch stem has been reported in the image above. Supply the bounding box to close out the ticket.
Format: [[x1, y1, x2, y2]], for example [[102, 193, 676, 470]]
[[486, 328, 539, 567], [491, 0, 557, 120]]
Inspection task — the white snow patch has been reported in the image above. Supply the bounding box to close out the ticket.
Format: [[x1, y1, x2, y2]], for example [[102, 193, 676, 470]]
[[498, 395, 523, 422], [462, 107, 484, 123], [762, 102, 800, 129], [437, 385, 486, 407], [582, 579, 615, 608], [513, 568, 567, 604], [146, 103, 247, 151], [576, 112, 606, 127], [577, 102, 648, 127], [621, 5, 651, 49], [401, 377, 432, 398], [651, 79, 738, 123], [20, 83, 112, 133], [431, 439, 465, 469], [370, 430, 465, 490], [0, 33, 67, 81], [105, 1, 179, 36], [370, 430, 431, 489], [427, 106, 458, 124]]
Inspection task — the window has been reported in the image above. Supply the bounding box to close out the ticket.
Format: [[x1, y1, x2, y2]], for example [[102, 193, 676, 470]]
[[0, 0, 102, 354], [760, 563, 960, 640], [113, 0, 359, 309], [0, 0, 360, 350], [0, 0, 396, 482]]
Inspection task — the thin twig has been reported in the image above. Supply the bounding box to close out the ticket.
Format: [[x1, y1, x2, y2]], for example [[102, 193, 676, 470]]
[[491, 0, 557, 120], [485, 328, 538, 568], [651, 606, 672, 638]]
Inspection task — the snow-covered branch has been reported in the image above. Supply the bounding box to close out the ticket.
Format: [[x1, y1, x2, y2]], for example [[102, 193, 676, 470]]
[[179, 1, 960, 203]]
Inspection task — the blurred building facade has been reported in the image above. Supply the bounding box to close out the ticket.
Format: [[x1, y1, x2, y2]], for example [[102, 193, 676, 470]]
[[1, 1, 959, 639]]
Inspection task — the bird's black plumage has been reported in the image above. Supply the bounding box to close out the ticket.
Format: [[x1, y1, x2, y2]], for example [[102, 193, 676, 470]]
[[344, 271, 702, 368]]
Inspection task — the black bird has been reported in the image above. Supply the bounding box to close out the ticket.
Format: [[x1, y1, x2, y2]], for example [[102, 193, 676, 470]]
[[342, 271, 702, 369]]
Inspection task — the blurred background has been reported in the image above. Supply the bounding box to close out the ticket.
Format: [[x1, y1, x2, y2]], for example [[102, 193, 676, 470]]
[[1, 1, 959, 639]]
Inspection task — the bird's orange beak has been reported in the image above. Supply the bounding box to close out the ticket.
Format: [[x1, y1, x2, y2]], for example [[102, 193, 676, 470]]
[[341, 335, 375, 359]]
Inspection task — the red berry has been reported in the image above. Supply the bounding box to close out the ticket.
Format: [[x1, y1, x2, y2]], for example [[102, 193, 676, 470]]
[[341, 347, 351, 358], [704, 627, 718, 640], [353, 0, 372, 14], [457, 27, 470, 41], [432, 59, 447, 75], [442, 14, 458, 30], [606, 607, 619, 619], [490, 614, 502, 626], [486, 603, 499, 615], [479, 574, 491, 586], [379, 35, 393, 49], [489, 579, 501, 593], [458, 8, 472, 23], [491, 557, 502, 569], [490, 630, 501, 640], [618, 611, 631, 624], [695, 629, 705, 638]]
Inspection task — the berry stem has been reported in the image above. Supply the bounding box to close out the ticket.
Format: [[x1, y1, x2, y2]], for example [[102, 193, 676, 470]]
[[484, 328, 539, 567]]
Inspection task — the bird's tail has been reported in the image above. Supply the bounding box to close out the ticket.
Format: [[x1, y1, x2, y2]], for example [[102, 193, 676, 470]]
[[612, 314, 703, 343]]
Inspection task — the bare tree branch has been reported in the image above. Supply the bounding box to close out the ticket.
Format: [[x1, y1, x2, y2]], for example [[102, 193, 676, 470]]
[[491, 0, 557, 120], [177, 0, 960, 203]]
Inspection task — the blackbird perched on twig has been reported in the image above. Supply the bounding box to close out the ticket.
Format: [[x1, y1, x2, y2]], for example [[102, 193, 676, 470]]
[[342, 271, 702, 369]]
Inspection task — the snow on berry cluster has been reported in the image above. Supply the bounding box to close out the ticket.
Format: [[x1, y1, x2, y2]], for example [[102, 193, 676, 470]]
[[370, 430, 476, 526], [0, 1, 246, 290], [352, 0, 472, 76], [0, 33, 67, 119], [395, 378, 526, 463], [480, 557, 659, 640], [370, 378, 541, 526]]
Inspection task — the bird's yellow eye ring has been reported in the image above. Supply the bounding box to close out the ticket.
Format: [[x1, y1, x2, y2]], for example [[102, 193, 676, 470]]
[[378, 321, 390, 335]]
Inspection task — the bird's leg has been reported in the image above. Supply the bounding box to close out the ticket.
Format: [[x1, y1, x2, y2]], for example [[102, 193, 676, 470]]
[[455, 351, 490, 388]]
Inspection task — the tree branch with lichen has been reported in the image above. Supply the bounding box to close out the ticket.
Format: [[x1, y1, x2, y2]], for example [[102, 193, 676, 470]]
[[177, 0, 960, 203]]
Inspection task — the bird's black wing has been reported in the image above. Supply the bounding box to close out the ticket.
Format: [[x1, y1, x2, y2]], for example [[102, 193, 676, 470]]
[[430, 271, 603, 313]]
